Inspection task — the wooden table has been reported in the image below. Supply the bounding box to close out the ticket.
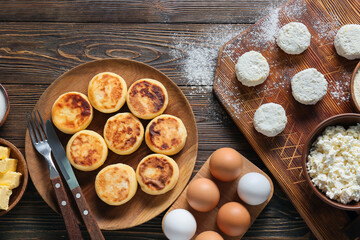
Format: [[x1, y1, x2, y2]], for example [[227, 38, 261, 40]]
[[0, 0, 315, 239]]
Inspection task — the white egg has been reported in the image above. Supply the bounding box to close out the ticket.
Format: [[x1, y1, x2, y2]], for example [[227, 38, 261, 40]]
[[237, 172, 271, 205], [162, 209, 197, 240]]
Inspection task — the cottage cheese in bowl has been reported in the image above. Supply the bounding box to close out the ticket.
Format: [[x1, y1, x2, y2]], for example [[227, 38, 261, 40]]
[[307, 124, 360, 204]]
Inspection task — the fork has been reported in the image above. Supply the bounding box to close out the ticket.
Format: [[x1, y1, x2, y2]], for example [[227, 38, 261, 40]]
[[27, 111, 83, 240]]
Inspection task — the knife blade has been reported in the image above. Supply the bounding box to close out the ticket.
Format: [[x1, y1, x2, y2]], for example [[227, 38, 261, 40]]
[[45, 120, 79, 190]]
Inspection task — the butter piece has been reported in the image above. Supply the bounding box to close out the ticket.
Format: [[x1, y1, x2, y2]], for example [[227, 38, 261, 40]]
[[0, 186, 12, 210], [0, 158, 18, 173], [0, 146, 10, 159], [0, 172, 22, 189]]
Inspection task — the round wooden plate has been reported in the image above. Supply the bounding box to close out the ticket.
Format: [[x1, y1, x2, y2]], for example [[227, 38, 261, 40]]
[[24, 58, 198, 230]]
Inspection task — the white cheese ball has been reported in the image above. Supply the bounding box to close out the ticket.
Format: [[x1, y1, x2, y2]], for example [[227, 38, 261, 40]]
[[253, 103, 287, 137], [291, 68, 327, 105], [276, 22, 311, 55], [235, 51, 269, 87], [334, 24, 360, 60], [237, 172, 272, 205], [162, 209, 197, 240]]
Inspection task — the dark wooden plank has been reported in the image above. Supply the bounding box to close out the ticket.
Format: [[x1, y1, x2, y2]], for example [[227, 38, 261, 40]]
[[0, 23, 252, 85], [0, 0, 287, 23]]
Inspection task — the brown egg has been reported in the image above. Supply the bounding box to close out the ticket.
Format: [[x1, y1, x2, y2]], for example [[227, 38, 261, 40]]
[[186, 178, 220, 212], [217, 202, 250, 236], [209, 148, 243, 181], [195, 231, 224, 240]]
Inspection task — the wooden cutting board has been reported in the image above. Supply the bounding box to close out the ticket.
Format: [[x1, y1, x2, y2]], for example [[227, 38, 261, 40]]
[[213, 0, 360, 239], [167, 153, 273, 239]]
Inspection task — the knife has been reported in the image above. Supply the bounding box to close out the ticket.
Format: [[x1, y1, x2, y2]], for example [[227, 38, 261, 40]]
[[45, 120, 105, 240]]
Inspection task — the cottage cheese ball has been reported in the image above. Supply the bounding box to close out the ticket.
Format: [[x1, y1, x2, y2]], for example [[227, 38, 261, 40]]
[[276, 22, 311, 55], [334, 24, 360, 60], [291, 68, 327, 105], [253, 103, 287, 137], [307, 125, 360, 204], [235, 51, 269, 87]]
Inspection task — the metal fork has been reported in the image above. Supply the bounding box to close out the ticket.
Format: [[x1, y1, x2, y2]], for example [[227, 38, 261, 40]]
[[27, 111, 83, 240]]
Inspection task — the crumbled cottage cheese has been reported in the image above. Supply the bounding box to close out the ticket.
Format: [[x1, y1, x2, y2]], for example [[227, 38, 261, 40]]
[[307, 125, 360, 204]]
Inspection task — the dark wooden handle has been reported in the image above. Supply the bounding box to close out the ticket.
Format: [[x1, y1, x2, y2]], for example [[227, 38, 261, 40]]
[[71, 186, 104, 240], [50, 176, 83, 240]]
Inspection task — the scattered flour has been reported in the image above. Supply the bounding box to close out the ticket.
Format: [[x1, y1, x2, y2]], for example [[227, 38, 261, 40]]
[[169, 0, 351, 123], [329, 72, 351, 105], [170, 25, 247, 86]]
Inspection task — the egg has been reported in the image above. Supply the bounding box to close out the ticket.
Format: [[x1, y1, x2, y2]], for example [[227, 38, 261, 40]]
[[237, 172, 271, 205], [195, 231, 224, 240], [162, 209, 197, 240], [209, 148, 243, 181], [216, 202, 250, 236], [186, 178, 220, 212]]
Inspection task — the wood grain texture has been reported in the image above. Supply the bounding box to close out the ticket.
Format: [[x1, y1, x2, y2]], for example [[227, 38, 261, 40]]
[[0, 0, 287, 23], [24, 59, 198, 230], [168, 154, 274, 239], [214, 0, 360, 239], [0, 20, 315, 238]]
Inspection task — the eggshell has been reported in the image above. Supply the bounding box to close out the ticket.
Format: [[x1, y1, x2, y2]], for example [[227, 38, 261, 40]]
[[195, 231, 224, 240], [237, 172, 271, 205], [209, 148, 243, 181], [216, 202, 250, 236], [162, 209, 197, 240], [186, 178, 220, 212]]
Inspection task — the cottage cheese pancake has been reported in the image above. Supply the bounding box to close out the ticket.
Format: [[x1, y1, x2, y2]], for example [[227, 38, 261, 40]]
[[334, 24, 360, 60], [145, 114, 187, 155], [291, 68, 328, 105], [104, 112, 144, 155], [66, 130, 108, 171], [52, 92, 93, 134], [88, 72, 127, 113], [253, 103, 287, 137], [126, 79, 168, 119], [276, 22, 311, 55], [95, 163, 137, 206], [235, 51, 269, 87], [136, 154, 179, 195]]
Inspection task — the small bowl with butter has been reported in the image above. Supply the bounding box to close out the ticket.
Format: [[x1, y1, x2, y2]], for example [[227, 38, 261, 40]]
[[350, 61, 360, 113], [0, 138, 28, 216], [302, 113, 360, 211]]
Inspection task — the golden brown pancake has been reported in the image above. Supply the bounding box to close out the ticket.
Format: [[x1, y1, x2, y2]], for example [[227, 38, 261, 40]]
[[136, 154, 179, 195], [66, 130, 108, 171], [126, 79, 168, 119], [88, 72, 127, 113], [95, 163, 137, 206], [145, 114, 187, 155], [52, 91, 93, 134], [103, 112, 144, 155]]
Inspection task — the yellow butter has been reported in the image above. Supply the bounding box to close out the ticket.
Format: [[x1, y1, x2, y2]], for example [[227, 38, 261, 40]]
[[0, 186, 12, 210], [0, 158, 18, 173], [0, 146, 10, 159], [0, 172, 22, 189]]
